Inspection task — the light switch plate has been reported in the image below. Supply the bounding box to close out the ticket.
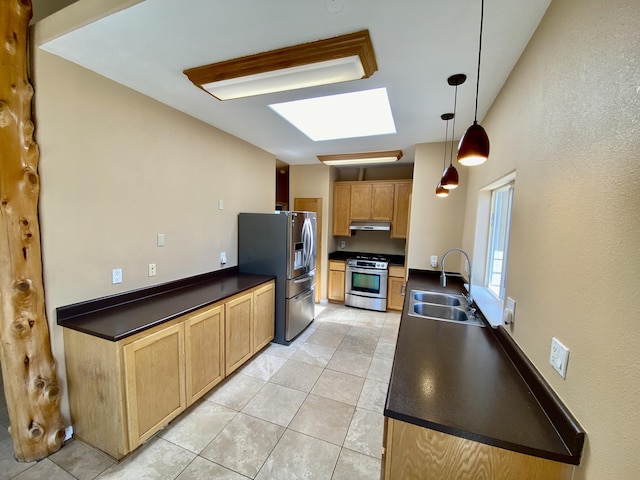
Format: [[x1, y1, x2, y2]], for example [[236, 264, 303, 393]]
[[550, 337, 569, 378], [112, 268, 122, 284]]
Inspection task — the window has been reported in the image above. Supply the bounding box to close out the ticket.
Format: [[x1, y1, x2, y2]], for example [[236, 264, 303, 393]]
[[485, 182, 514, 300]]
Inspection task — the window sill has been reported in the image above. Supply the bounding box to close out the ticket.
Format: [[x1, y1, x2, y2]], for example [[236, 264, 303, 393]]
[[471, 286, 504, 328]]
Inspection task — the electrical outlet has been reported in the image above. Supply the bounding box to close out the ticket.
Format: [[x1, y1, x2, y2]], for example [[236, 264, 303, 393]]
[[112, 268, 122, 284], [430, 255, 438, 268], [550, 337, 569, 378], [148, 263, 156, 276], [340, 240, 346, 249], [220, 251, 227, 265]]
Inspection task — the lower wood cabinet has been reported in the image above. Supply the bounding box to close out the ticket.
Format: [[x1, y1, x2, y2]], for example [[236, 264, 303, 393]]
[[185, 304, 224, 406], [387, 265, 406, 311], [123, 323, 186, 450], [63, 280, 274, 460], [254, 282, 275, 351], [382, 417, 574, 480], [225, 291, 254, 376], [328, 260, 346, 302]]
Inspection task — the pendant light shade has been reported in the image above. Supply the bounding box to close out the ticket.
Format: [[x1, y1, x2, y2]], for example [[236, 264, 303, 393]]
[[435, 181, 449, 197], [441, 165, 459, 189], [436, 112, 454, 197], [458, 0, 489, 166], [458, 122, 489, 166]]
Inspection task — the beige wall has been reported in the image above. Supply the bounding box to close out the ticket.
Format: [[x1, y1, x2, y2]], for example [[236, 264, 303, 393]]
[[288, 164, 332, 300], [408, 142, 468, 271], [33, 50, 275, 420], [460, 0, 640, 477]]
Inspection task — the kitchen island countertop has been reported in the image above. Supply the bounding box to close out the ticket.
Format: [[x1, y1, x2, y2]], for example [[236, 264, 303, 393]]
[[384, 269, 584, 465]]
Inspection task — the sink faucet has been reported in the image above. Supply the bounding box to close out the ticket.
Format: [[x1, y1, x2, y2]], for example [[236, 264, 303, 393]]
[[440, 248, 473, 303]]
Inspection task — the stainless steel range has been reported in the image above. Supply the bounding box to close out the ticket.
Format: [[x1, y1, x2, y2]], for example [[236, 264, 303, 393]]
[[345, 254, 389, 312]]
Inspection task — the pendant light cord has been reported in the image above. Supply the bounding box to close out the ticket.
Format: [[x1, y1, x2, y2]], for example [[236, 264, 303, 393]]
[[450, 85, 458, 166], [443, 118, 450, 170], [474, 0, 484, 122]]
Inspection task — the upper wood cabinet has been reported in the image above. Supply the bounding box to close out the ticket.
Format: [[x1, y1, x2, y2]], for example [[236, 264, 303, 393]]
[[350, 182, 395, 221], [333, 183, 352, 236], [391, 181, 412, 239], [372, 183, 395, 220], [332, 180, 412, 237]]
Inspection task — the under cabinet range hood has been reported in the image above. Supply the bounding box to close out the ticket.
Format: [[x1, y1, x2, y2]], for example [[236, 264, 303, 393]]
[[349, 221, 391, 231]]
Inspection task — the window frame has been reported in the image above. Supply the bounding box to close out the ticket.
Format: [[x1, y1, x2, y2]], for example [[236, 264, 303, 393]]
[[484, 182, 515, 301]]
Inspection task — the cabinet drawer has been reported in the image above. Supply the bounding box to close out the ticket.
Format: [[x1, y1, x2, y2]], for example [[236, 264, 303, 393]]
[[329, 260, 346, 271], [388, 265, 406, 278]]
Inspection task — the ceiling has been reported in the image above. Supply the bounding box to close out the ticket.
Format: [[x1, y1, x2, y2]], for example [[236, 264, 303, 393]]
[[39, 0, 551, 166]]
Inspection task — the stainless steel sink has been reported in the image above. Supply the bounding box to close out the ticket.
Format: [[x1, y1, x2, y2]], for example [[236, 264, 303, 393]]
[[408, 290, 484, 327], [413, 291, 465, 307]]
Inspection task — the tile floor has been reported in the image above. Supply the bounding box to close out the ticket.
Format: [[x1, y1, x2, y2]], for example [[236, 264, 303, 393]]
[[0, 303, 399, 479]]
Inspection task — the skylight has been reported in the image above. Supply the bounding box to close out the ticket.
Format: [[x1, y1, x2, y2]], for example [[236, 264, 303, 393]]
[[269, 87, 396, 141]]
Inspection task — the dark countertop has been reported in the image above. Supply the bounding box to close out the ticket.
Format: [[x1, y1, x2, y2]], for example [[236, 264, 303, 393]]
[[384, 269, 584, 465], [57, 268, 274, 342], [328, 250, 405, 266]]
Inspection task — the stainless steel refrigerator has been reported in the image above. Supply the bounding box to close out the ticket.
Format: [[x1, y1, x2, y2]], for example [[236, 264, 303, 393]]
[[238, 211, 316, 345]]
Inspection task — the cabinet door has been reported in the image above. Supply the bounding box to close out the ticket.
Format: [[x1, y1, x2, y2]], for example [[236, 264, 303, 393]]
[[372, 183, 395, 220], [328, 261, 346, 302], [123, 323, 186, 449], [253, 282, 275, 352], [333, 183, 351, 236], [185, 304, 225, 406], [391, 181, 412, 239], [350, 183, 372, 220], [387, 276, 406, 311], [225, 291, 254, 375]]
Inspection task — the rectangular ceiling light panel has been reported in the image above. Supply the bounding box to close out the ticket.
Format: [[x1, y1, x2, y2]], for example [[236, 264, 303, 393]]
[[201, 56, 365, 101], [184, 30, 377, 100], [318, 150, 403, 166], [269, 87, 396, 141]]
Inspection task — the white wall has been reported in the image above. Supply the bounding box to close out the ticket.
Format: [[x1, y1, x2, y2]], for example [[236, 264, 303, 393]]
[[33, 49, 275, 420], [460, 0, 640, 477]]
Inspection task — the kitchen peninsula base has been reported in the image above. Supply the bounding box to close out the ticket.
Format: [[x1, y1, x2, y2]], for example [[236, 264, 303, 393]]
[[382, 418, 573, 480], [59, 272, 274, 460]]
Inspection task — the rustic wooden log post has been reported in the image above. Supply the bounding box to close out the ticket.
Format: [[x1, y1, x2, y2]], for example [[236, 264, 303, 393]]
[[0, 0, 65, 461]]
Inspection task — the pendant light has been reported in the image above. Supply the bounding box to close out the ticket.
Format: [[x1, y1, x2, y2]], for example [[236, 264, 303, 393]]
[[435, 113, 453, 197], [458, 0, 490, 166], [441, 74, 466, 189]]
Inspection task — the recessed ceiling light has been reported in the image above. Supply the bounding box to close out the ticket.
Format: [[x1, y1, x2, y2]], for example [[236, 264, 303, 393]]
[[269, 87, 396, 141]]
